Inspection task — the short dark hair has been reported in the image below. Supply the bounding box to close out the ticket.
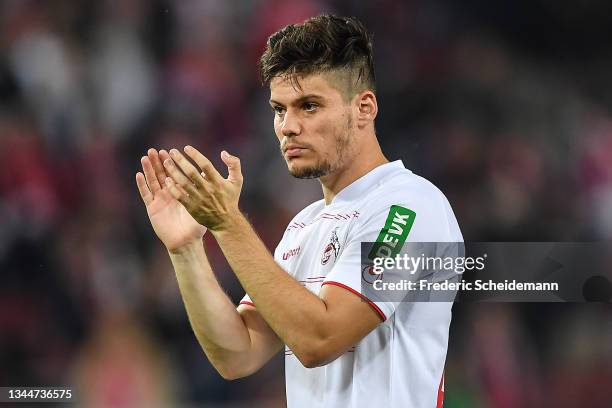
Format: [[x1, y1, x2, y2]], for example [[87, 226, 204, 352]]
[[259, 14, 376, 98]]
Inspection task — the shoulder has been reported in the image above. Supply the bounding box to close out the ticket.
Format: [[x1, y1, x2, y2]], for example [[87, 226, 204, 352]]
[[294, 199, 325, 220], [360, 169, 447, 216], [283, 199, 325, 230], [356, 169, 462, 241]]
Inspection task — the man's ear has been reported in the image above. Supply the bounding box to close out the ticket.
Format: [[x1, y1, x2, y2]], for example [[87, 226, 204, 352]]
[[355, 90, 377, 128]]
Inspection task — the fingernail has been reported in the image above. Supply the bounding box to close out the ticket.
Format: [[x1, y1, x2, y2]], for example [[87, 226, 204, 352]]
[[185, 145, 192, 152]]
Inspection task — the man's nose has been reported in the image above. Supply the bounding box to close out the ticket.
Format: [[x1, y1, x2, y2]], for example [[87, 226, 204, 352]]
[[281, 110, 301, 137]]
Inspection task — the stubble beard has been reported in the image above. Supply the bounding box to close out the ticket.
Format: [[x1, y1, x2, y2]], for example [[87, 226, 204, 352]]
[[287, 117, 353, 179]]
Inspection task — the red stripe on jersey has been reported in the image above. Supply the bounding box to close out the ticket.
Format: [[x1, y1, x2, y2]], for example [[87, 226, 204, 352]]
[[437, 373, 444, 408], [321, 281, 387, 321]]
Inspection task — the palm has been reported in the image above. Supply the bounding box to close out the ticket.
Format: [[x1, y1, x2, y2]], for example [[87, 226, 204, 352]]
[[136, 150, 206, 251], [146, 187, 206, 250]]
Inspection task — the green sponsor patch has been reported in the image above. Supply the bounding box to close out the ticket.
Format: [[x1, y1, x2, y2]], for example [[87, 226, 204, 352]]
[[367, 205, 416, 260]]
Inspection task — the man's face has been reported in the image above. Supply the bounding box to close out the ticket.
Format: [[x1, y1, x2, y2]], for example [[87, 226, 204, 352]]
[[269, 73, 356, 179]]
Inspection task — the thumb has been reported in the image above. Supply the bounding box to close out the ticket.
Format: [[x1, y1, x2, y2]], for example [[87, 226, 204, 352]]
[[221, 150, 243, 185]]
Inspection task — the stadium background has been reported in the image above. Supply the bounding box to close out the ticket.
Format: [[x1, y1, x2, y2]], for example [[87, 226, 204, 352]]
[[1, 0, 611, 406]]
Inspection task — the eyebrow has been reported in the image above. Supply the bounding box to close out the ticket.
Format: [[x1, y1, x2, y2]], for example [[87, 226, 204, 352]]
[[269, 94, 325, 106]]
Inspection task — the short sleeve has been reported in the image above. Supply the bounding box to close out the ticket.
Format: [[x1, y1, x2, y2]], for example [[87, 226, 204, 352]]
[[322, 205, 406, 321], [322, 198, 458, 320]]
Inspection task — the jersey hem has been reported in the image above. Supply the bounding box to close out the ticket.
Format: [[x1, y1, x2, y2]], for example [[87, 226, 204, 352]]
[[321, 281, 387, 321]]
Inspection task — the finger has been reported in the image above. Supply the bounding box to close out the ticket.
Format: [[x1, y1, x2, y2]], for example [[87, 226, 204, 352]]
[[148, 148, 167, 185], [164, 176, 189, 206], [163, 157, 197, 194], [169, 149, 206, 186], [221, 150, 243, 185], [141, 156, 161, 193], [159, 149, 171, 163], [160, 149, 191, 196], [183, 146, 223, 184], [175, 181, 190, 197], [136, 172, 153, 205], [164, 148, 205, 180]]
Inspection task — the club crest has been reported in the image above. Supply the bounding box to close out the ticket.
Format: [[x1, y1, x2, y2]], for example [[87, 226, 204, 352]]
[[321, 227, 341, 265]]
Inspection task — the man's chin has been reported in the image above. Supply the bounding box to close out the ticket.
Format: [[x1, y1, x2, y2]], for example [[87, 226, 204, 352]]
[[288, 162, 330, 179]]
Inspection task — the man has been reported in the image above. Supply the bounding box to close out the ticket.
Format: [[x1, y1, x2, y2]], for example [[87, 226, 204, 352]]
[[136, 14, 462, 408]]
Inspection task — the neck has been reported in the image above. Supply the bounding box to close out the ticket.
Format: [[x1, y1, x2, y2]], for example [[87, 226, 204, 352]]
[[319, 142, 388, 205]]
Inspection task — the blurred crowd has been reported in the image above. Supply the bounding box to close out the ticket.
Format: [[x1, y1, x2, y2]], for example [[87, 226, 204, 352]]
[[0, 0, 610, 407]]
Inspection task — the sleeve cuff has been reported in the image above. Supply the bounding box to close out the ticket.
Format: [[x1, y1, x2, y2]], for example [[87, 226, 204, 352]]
[[321, 281, 387, 321]]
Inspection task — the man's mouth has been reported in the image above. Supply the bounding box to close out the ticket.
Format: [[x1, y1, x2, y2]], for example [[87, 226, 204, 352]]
[[286, 148, 305, 158], [284, 144, 308, 158]]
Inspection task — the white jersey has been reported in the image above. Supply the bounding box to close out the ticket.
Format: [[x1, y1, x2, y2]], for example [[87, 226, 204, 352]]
[[240, 161, 462, 408]]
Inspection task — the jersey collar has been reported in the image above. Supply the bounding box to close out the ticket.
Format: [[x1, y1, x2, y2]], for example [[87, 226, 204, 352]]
[[330, 160, 409, 206]]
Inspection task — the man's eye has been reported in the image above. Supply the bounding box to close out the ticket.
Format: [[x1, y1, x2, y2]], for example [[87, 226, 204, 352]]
[[272, 106, 285, 115], [303, 103, 318, 112]]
